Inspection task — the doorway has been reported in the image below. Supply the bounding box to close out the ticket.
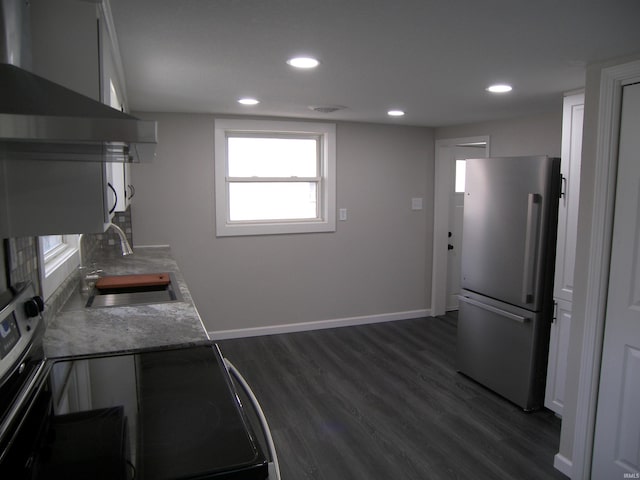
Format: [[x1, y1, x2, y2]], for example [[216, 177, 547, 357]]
[[445, 145, 487, 310], [432, 137, 489, 317]]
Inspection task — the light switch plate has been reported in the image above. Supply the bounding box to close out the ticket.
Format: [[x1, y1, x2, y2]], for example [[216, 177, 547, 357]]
[[411, 197, 423, 210], [339, 208, 347, 221]]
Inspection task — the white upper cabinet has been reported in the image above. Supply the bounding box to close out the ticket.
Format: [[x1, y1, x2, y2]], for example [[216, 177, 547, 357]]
[[99, 4, 135, 213], [553, 92, 584, 304]]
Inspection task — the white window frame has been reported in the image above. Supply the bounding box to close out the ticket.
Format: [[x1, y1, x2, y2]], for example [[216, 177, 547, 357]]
[[38, 235, 80, 300], [214, 119, 336, 236]]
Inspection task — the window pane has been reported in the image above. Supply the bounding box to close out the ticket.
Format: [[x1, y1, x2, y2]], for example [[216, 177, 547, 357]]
[[42, 235, 63, 255], [229, 182, 318, 221], [228, 137, 318, 177], [455, 160, 466, 193]]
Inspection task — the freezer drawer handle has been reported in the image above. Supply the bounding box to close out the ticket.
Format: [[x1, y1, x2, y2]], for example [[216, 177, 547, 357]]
[[522, 193, 541, 304], [459, 295, 530, 323]]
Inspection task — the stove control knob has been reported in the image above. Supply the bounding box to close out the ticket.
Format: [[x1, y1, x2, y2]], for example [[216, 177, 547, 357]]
[[24, 296, 45, 318]]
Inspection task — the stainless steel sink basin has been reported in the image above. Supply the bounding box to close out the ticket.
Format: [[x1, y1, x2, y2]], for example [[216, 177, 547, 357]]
[[86, 273, 183, 308]]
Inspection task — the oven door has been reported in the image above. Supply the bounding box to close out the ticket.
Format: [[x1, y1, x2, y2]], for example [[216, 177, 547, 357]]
[[0, 357, 51, 478], [0, 282, 50, 479]]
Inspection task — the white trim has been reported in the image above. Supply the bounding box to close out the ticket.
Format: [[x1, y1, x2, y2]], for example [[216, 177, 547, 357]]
[[564, 88, 585, 98], [431, 136, 489, 316], [214, 119, 336, 237], [554, 453, 573, 478], [98, 0, 129, 109], [209, 309, 431, 340], [131, 244, 171, 248], [38, 235, 80, 300], [571, 59, 640, 480]]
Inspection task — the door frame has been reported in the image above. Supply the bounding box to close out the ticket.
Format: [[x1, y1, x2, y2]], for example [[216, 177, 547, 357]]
[[571, 59, 640, 479], [431, 136, 490, 317]]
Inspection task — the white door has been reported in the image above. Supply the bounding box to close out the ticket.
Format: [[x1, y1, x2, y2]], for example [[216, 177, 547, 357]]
[[446, 184, 464, 309], [445, 146, 486, 310], [592, 82, 640, 478]]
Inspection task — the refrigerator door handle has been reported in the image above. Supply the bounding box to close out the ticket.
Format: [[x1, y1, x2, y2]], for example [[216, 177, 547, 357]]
[[522, 193, 541, 304], [459, 295, 530, 323]]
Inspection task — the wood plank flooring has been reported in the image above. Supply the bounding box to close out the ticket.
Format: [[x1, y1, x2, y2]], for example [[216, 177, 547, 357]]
[[218, 313, 566, 480]]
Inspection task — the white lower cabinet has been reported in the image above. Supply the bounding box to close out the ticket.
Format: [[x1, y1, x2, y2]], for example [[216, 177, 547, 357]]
[[545, 299, 572, 415]]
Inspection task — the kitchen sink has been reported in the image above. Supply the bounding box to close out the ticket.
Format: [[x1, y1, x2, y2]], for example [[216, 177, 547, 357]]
[[86, 272, 183, 308]]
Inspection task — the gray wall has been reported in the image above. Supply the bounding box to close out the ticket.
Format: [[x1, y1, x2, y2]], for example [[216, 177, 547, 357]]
[[131, 114, 434, 334], [435, 110, 562, 157]]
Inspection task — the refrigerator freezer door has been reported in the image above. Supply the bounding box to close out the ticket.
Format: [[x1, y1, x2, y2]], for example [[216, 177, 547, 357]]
[[456, 291, 550, 410], [461, 156, 559, 311]]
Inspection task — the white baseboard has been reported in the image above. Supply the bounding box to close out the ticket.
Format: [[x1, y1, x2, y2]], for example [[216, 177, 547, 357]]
[[132, 244, 171, 248], [554, 452, 572, 478], [209, 309, 432, 340]]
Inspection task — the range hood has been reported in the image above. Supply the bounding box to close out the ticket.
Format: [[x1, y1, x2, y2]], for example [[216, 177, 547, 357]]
[[0, 0, 157, 163]]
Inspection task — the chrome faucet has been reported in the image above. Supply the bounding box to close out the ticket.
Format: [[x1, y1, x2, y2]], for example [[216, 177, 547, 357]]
[[107, 223, 134, 256], [78, 223, 133, 291]]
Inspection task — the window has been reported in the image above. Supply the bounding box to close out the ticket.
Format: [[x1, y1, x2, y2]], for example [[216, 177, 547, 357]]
[[38, 235, 80, 300], [215, 119, 336, 236], [41, 235, 65, 258]]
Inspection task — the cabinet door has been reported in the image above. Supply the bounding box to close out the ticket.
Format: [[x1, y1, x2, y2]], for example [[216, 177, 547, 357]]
[[553, 93, 584, 303], [30, 0, 100, 100], [107, 163, 133, 213], [545, 299, 572, 415], [1, 159, 111, 235]]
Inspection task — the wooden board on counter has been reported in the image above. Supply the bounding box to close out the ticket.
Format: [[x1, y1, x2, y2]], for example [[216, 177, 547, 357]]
[[95, 273, 171, 290]]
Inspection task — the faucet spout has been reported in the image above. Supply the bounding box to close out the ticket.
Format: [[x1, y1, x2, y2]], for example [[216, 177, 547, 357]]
[[108, 223, 134, 256]]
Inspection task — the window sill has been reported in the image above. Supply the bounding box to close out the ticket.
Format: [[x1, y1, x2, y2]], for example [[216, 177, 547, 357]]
[[216, 219, 336, 237]]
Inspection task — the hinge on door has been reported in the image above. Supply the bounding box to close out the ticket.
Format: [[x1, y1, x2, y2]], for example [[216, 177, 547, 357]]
[[552, 300, 558, 323]]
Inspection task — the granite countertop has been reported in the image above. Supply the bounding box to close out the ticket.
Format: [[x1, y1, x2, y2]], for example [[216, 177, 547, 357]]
[[43, 246, 210, 359]]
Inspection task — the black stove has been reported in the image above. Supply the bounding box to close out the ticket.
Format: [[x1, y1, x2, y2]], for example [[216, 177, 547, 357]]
[[0, 283, 269, 479]]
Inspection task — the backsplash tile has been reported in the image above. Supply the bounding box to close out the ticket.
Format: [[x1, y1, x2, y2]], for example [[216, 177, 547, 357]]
[[96, 211, 133, 247], [6, 236, 40, 291], [4, 207, 134, 320]]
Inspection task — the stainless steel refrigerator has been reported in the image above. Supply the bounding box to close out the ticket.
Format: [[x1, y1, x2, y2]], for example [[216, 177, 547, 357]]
[[457, 156, 561, 411]]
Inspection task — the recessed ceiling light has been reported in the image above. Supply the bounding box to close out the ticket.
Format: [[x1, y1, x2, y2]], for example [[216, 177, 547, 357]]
[[387, 109, 405, 117], [287, 57, 320, 69], [486, 84, 513, 93], [238, 97, 260, 105]]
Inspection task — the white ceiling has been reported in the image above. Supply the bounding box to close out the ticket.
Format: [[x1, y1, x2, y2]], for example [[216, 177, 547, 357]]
[[109, 0, 640, 127]]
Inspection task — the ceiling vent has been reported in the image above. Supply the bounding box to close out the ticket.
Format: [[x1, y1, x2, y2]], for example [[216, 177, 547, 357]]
[[308, 105, 346, 114]]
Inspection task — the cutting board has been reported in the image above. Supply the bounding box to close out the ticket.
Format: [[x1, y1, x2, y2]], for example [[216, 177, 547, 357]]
[[95, 273, 171, 290]]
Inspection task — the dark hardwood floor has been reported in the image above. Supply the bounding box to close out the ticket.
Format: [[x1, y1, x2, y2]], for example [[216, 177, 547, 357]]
[[218, 313, 566, 480]]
